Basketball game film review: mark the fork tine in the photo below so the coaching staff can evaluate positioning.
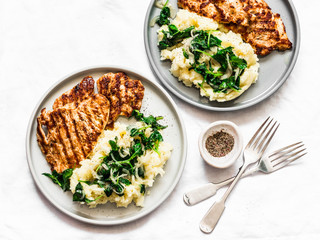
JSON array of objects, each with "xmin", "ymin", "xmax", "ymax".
[
  {"xmin": 272, "ymin": 151, "xmax": 307, "ymax": 171},
  {"xmin": 270, "ymin": 143, "xmax": 304, "ymax": 163},
  {"xmin": 269, "ymin": 141, "xmax": 303, "ymax": 157},
  {"xmin": 257, "ymin": 122, "xmax": 280, "ymax": 155},
  {"xmin": 246, "ymin": 117, "xmax": 271, "ymax": 147},
  {"xmin": 272, "ymin": 148, "xmax": 306, "ymax": 167},
  {"xmin": 252, "ymin": 118, "xmax": 274, "ymax": 149}
]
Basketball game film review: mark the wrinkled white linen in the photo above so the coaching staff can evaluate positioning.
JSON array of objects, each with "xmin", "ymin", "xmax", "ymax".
[{"xmin": 0, "ymin": 0, "xmax": 319, "ymax": 239}]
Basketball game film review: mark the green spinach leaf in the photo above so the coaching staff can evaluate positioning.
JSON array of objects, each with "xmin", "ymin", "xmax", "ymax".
[
  {"xmin": 230, "ymin": 55, "xmax": 247, "ymax": 69},
  {"xmin": 137, "ymin": 166, "xmax": 145, "ymax": 178},
  {"xmin": 73, "ymin": 182, "xmax": 103, "ymax": 203},
  {"xmin": 158, "ymin": 25, "xmax": 195, "ymax": 50},
  {"xmin": 104, "ymin": 185, "xmax": 113, "ymax": 197},
  {"xmin": 182, "ymin": 48, "xmax": 189, "ymax": 59},
  {"xmin": 156, "ymin": 0, "xmax": 170, "ymax": 26},
  {"xmin": 140, "ymin": 184, "xmax": 146, "ymax": 195},
  {"xmin": 132, "ymin": 110, "xmax": 167, "ymax": 130},
  {"xmin": 42, "ymin": 168, "xmax": 73, "ymax": 192},
  {"xmin": 190, "ymin": 30, "xmax": 221, "ymax": 63},
  {"xmin": 73, "ymin": 182, "xmax": 86, "ymax": 202}
]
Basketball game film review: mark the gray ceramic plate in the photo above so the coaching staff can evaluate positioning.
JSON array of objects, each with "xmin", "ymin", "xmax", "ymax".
[
  {"xmin": 26, "ymin": 66, "xmax": 187, "ymax": 225},
  {"xmin": 144, "ymin": 0, "xmax": 300, "ymax": 111}
]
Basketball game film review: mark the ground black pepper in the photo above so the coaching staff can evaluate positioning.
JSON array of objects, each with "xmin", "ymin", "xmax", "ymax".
[{"xmin": 205, "ymin": 130, "xmax": 234, "ymax": 157}]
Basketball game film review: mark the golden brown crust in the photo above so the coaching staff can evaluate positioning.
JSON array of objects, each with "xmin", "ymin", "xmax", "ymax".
[
  {"xmin": 97, "ymin": 72, "xmax": 145, "ymax": 128},
  {"xmin": 52, "ymin": 76, "xmax": 95, "ymax": 109},
  {"xmin": 37, "ymin": 77, "xmax": 110, "ymax": 173},
  {"xmin": 177, "ymin": 0, "xmax": 292, "ymax": 56},
  {"xmin": 178, "ymin": 0, "xmax": 221, "ymax": 19}
]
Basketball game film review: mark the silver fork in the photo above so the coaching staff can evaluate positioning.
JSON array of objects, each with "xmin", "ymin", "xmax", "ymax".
[
  {"xmin": 184, "ymin": 142, "xmax": 306, "ymax": 206},
  {"xmin": 199, "ymin": 117, "xmax": 279, "ymax": 233}
]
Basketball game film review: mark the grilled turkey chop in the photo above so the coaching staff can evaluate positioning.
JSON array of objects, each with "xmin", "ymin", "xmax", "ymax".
[
  {"xmin": 37, "ymin": 77, "xmax": 110, "ymax": 173},
  {"xmin": 97, "ymin": 72, "xmax": 145, "ymax": 128},
  {"xmin": 178, "ymin": 0, "xmax": 292, "ymax": 56}
]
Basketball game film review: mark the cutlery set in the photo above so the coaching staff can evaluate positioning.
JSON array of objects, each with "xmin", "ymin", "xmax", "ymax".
[{"xmin": 184, "ymin": 117, "xmax": 307, "ymax": 233}]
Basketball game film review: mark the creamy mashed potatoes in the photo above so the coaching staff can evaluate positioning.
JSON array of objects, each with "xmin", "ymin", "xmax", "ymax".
[
  {"xmin": 70, "ymin": 121, "xmax": 172, "ymax": 208},
  {"xmin": 158, "ymin": 10, "xmax": 259, "ymax": 102}
]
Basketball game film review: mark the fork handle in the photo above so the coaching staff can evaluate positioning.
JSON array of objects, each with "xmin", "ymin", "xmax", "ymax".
[
  {"xmin": 183, "ymin": 165, "xmax": 259, "ymax": 206},
  {"xmin": 200, "ymin": 164, "xmax": 248, "ymax": 233}
]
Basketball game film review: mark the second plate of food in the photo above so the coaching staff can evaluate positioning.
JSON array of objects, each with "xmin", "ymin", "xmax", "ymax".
[
  {"xmin": 144, "ymin": 0, "xmax": 300, "ymax": 111},
  {"xmin": 26, "ymin": 66, "xmax": 187, "ymax": 225}
]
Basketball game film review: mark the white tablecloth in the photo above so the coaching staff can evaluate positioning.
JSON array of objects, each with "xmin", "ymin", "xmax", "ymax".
[{"xmin": 1, "ymin": 0, "xmax": 319, "ymax": 239}]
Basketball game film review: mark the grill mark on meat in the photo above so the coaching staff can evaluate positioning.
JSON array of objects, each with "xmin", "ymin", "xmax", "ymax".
[
  {"xmin": 83, "ymin": 105, "xmax": 99, "ymax": 139},
  {"xmin": 76, "ymin": 111, "xmax": 93, "ymax": 155},
  {"xmin": 54, "ymin": 110, "xmax": 74, "ymax": 169},
  {"xmin": 49, "ymin": 111, "xmax": 69, "ymax": 172},
  {"xmin": 200, "ymin": 1, "xmax": 209, "ymax": 8},
  {"xmin": 70, "ymin": 110, "xmax": 86, "ymax": 149},
  {"xmin": 116, "ymin": 74, "xmax": 122, "ymax": 118},
  {"xmin": 58, "ymin": 109, "xmax": 81, "ymax": 167},
  {"xmin": 116, "ymin": 73, "xmax": 122, "ymax": 114},
  {"xmin": 91, "ymin": 105, "xmax": 103, "ymax": 126},
  {"xmin": 87, "ymin": 103, "xmax": 101, "ymax": 131},
  {"xmin": 124, "ymin": 76, "xmax": 129, "ymax": 110},
  {"xmin": 81, "ymin": 100, "xmax": 99, "ymax": 133},
  {"xmin": 71, "ymin": 117, "xmax": 86, "ymax": 158},
  {"xmin": 57, "ymin": 109, "xmax": 78, "ymax": 168},
  {"xmin": 81, "ymin": 114, "xmax": 98, "ymax": 145}
]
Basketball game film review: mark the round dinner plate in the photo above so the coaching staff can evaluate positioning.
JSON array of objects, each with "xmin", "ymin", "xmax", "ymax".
[
  {"xmin": 26, "ymin": 66, "xmax": 187, "ymax": 225},
  {"xmin": 144, "ymin": 0, "xmax": 301, "ymax": 111}
]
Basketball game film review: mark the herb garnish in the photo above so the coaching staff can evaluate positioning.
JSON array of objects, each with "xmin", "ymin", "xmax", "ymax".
[{"xmin": 42, "ymin": 168, "xmax": 73, "ymax": 192}]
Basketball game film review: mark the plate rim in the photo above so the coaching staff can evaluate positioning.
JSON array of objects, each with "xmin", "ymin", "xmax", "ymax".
[
  {"xmin": 25, "ymin": 65, "xmax": 188, "ymax": 225},
  {"xmin": 143, "ymin": 0, "xmax": 301, "ymax": 111}
]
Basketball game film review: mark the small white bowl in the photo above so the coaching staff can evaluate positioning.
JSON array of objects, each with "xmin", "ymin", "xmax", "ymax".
[{"xmin": 198, "ymin": 121, "xmax": 243, "ymax": 168}]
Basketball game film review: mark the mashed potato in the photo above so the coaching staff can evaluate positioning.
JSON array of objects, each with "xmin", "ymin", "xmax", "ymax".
[
  {"xmin": 158, "ymin": 10, "xmax": 259, "ymax": 102},
  {"xmin": 70, "ymin": 121, "xmax": 172, "ymax": 208}
]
